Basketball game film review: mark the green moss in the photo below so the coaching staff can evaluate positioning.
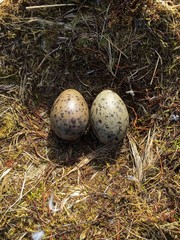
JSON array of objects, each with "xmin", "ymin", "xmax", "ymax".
[{"xmin": 0, "ymin": 113, "xmax": 16, "ymax": 139}]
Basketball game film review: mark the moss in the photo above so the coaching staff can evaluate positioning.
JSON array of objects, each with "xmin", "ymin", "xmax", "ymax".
[{"xmin": 0, "ymin": 113, "xmax": 16, "ymax": 139}]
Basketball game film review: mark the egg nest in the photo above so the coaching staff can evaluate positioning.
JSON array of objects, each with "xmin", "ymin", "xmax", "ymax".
[{"xmin": 0, "ymin": 1, "xmax": 179, "ymax": 239}]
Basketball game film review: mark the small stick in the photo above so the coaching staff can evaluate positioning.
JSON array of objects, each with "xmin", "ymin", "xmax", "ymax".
[
  {"xmin": 26, "ymin": 4, "xmax": 76, "ymax": 10},
  {"xmin": 150, "ymin": 50, "xmax": 162, "ymax": 85},
  {"xmin": 172, "ymin": 4, "xmax": 180, "ymax": 8}
]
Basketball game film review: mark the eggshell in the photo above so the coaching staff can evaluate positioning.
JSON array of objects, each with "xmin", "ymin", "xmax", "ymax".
[
  {"xmin": 50, "ymin": 89, "xmax": 89, "ymax": 141},
  {"xmin": 90, "ymin": 90, "xmax": 129, "ymax": 144}
]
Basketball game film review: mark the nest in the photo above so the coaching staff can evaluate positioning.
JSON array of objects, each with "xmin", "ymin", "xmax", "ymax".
[{"xmin": 0, "ymin": 0, "xmax": 179, "ymax": 239}]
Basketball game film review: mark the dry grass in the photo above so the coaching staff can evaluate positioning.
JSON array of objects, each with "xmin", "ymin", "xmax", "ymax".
[{"xmin": 0, "ymin": 0, "xmax": 180, "ymax": 239}]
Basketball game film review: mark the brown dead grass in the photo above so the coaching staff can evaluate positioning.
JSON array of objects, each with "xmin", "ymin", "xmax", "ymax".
[{"xmin": 0, "ymin": 0, "xmax": 180, "ymax": 239}]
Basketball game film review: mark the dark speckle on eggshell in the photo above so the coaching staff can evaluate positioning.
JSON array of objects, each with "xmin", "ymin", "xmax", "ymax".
[
  {"xmin": 90, "ymin": 90, "xmax": 129, "ymax": 144},
  {"xmin": 50, "ymin": 89, "xmax": 89, "ymax": 141}
]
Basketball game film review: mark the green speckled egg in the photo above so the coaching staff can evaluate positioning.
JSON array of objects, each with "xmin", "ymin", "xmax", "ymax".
[
  {"xmin": 90, "ymin": 90, "xmax": 129, "ymax": 144},
  {"xmin": 50, "ymin": 89, "xmax": 89, "ymax": 141}
]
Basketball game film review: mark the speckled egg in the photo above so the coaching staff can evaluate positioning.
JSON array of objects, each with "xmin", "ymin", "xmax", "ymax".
[
  {"xmin": 90, "ymin": 90, "xmax": 129, "ymax": 144},
  {"xmin": 50, "ymin": 89, "xmax": 89, "ymax": 141}
]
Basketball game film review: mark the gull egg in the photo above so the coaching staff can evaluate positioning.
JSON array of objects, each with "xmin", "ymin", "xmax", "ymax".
[
  {"xmin": 90, "ymin": 90, "xmax": 129, "ymax": 144},
  {"xmin": 50, "ymin": 89, "xmax": 89, "ymax": 141}
]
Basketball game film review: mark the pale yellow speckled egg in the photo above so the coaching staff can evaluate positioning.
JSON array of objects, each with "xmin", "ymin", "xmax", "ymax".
[
  {"xmin": 90, "ymin": 90, "xmax": 129, "ymax": 144},
  {"xmin": 50, "ymin": 89, "xmax": 89, "ymax": 141}
]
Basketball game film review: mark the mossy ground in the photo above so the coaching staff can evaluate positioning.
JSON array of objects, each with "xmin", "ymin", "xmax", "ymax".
[{"xmin": 0, "ymin": 0, "xmax": 179, "ymax": 239}]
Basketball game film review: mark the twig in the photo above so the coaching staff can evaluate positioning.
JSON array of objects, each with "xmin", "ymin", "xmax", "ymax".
[
  {"xmin": 26, "ymin": 4, "xmax": 76, "ymax": 10},
  {"xmin": 172, "ymin": 4, "xmax": 180, "ymax": 9},
  {"xmin": 127, "ymin": 132, "xmax": 143, "ymax": 182},
  {"xmin": 61, "ymin": 144, "xmax": 116, "ymax": 180},
  {"xmin": 0, "ymin": 178, "xmax": 41, "ymax": 222},
  {"xmin": 0, "ymin": 108, "xmax": 10, "ymax": 117},
  {"xmin": 37, "ymin": 47, "xmax": 60, "ymax": 71},
  {"xmin": 103, "ymin": 35, "xmax": 128, "ymax": 59},
  {"xmin": 100, "ymin": 4, "xmax": 110, "ymax": 41},
  {"xmin": 150, "ymin": 50, "xmax": 162, "ymax": 85},
  {"xmin": 143, "ymin": 128, "xmax": 156, "ymax": 168},
  {"xmin": 0, "ymin": 168, "xmax": 11, "ymax": 181},
  {"xmin": 19, "ymin": 164, "xmax": 33, "ymax": 198}
]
